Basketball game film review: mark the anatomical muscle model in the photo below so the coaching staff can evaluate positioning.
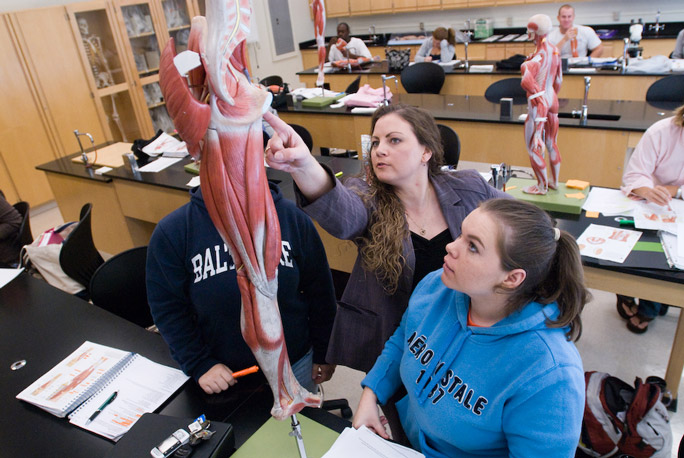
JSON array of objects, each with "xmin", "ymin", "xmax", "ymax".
[
  {"xmin": 521, "ymin": 14, "xmax": 562, "ymax": 195},
  {"xmin": 312, "ymin": 0, "xmax": 326, "ymax": 87},
  {"xmin": 158, "ymin": 0, "xmax": 321, "ymax": 420}
]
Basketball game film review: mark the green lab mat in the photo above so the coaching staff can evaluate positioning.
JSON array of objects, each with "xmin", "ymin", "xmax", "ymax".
[
  {"xmin": 505, "ymin": 178, "xmax": 588, "ymax": 214},
  {"xmin": 301, "ymin": 94, "xmax": 345, "ymax": 108},
  {"xmin": 231, "ymin": 415, "xmax": 340, "ymax": 458},
  {"xmin": 633, "ymin": 241, "xmax": 664, "ymax": 253},
  {"xmin": 184, "ymin": 161, "xmax": 200, "ymax": 174}
]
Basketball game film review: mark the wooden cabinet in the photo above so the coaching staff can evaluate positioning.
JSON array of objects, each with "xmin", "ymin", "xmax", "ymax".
[
  {"xmin": 468, "ymin": 0, "xmax": 496, "ymax": 6},
  {"xmin": 442, "ymin": 0, "xmax": 468, "ymax": 8},
  {"xmin": 326, "ymin": 0, "xmax": 350, "ymax": 17},
  {"xmin": 349, "ymin": 0, "xmax": 370, "ymax": 16},
  {"xmin": 416, "ymin": 0, "xmax": 442, "ymax": 10},
  {"xmin": 393, "ymin": 0, "xmax": 417, "ymax": 12},
  {"xmin": 371, "ymin": 0, "xmax": 393, "ymax": 14}
]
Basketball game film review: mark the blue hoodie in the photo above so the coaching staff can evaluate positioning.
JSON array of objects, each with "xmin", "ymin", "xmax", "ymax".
[
  {"xmin": 363, "ymin": 270, "xmax": 585, "ymax": 458},
  {"xmin": 147, "ymin": 183, "xmax": 337, "ymax": 382}
]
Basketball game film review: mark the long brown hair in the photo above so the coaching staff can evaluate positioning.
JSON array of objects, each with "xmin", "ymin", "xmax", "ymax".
[
  {"xmin": 433, "ymin": 27, "xmax": 456, "ymax": 46},
  {"xmin": 354, "ymin": 104, "xmax": 444, "ymax": 293},
  {"xmin": 481, "ymin": 199, "xmax": 590, "ymax": 341},
  {"xmin": 673, "ymin": 104, "xmax": 684, "ymax": 128}
]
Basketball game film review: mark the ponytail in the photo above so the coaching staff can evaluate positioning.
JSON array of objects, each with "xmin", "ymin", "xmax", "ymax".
[
  {"xmin": 447, "ymin": 27, "xmax": 456, "ymax": 46},
  {"xmin": 481, "ymin": 199, "xmax": 590, "ymax": 341}
]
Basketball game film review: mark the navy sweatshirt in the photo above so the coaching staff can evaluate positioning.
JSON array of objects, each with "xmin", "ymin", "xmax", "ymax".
[{"xmin": 147, "ymin": 183, "xmax": 337, "ymax": 382}]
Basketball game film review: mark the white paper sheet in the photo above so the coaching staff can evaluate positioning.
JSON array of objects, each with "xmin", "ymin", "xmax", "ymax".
[
  {"xmin": 141, "ymin": 133, "xmax": 188, "ymax": 157},
  {"xmin": 582, "ymin": 187, "xmax": 636, "ymax": 216},
  {"xmin": 187, "ymin": 176, "xmax": 201, "ymax": 187},
  {"xmin": 660, "ymin": 231, "xmax": 684, "ymax": 269},
  {"xmin": 138, "ymin": 157, "xmax": 183, "ymax": 173},
  {"xmin": 632, "ymin": 201, "xmax": 680, "ymax": 234},
  {"xmin": 576, "ymin": 224, "xmax": 642, "ymax": 263},
  {"xmin": 679, "ymin": 224, "xmax": 684, "ymax": 257},
  {"xmin": 323, "ymin": 426, "xmax": 424, "ymax": 458},
  {"xmin": 0, "ymin": 268, "xmax": 23, "ymax": 289}
]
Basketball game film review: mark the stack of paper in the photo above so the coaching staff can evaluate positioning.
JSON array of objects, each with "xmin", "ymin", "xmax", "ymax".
[
  {"xmin": 142, "ymin": 132, "xmax": 188, "ymax": 158},
  {"xmin": 323, "ymin": 426, "xmax": 424, "ymax": 458}
]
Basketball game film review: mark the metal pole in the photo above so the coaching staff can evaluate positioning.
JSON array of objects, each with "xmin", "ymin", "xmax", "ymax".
[{"xmin": 289, "ymin": 414, "xmax": 308, "ymax": 458}]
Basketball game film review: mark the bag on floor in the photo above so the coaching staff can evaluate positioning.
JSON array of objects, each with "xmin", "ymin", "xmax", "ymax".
[
  {"xmin": 579, "ymin": 371, "xmax": 672, "ymax": 458},
  {"xmin": 20, "ymin": 222, "xmax": 84, "ymax": 294}
]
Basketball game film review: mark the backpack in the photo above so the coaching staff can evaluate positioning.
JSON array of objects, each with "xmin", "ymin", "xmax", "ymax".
[{"xmin": 579, "ymin": 371, "xmax": 672, "ymax": 458}]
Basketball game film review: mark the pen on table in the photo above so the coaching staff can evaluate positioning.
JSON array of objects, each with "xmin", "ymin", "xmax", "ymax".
[
  {"xmin": 334, "ymin": 171, "xmax": 343, "ymax": 178},
  {"xmin": 232, "ymin": 365, "xmax": 259, "ymax": 378},
  {"xmin": 86, "ymin": 391, "xmax": 118, "ymax": 425}
]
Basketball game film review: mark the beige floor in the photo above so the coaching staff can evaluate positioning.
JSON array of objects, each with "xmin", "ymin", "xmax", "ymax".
[{"xmin": 29, "ymin": 201, "xmax": 684, "ymax": 455}]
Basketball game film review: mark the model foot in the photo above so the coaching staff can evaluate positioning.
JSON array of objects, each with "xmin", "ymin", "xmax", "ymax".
[
  {"xmin": 523, "ymin": 185, "xmax": 547, "ymax": 195},
  {"xmin": 548, "ymin": 181, "xmax": 558, "ymax": 190}
]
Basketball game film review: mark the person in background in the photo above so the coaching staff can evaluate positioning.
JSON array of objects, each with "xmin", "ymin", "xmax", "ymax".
[
  {"xmin": 616, "ymin": 104, "xmax": 684, "ymax": 333},
  {"xmin": 327, "ymin": 22, "xmax": 372, "ymax": 62},
  {"xmin": 672, "ymin": 29, "xmax": 684, "ymax": 59},
  {"xmin": 0, "ymin": 191, "xmax": 22, "ymax": 267},
  {"xmin": 354, "ymin": 198, "xmax": 588, "ymax": 457},
  {"xmin": 548, "ymin": 4, "xmax": 603, "ymax": 58},
  {"xmin": 415, "ymin": 27, "xmax": 456, "ymax": 62},
  {"xmin": 147, "ymin": 182, "xmax": 337, "ymax": 394},
  {"xmin": 264, "ymin": 104, "xmax": 507, "ymax": 443}
]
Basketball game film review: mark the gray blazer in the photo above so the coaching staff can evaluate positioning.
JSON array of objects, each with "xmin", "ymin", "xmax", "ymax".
[{"xmin": 297, "ymin": 167, "xmax": 508, "ymax": 372}]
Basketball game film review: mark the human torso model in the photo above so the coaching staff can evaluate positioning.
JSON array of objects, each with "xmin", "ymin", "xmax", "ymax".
[{"xmin": 521, "ymin": 14, "xmax": 562, "ymax": 195}]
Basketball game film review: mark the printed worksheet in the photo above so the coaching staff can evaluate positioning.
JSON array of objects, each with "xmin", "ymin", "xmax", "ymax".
[
  {"xmin": 576, "ymin": 224, "xmax": 642, "ymax": 263},
  {"xmin": 633, "ymin": 201, "xmax": 680, "ymax": 234}
]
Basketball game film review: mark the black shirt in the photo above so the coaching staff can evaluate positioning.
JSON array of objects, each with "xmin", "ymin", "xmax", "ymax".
[{"xmin": 410, "ymin": 228, "xmax": 452, "ymax": 291}]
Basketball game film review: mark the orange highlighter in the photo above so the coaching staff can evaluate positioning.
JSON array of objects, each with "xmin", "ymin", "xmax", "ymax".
[{"xmin": 232, "ymin": 365, "xmax": 259, "ymax": 378}]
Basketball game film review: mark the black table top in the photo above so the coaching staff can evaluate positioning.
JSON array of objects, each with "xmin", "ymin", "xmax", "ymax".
[
  {"xmin": 281, "ymin": 93, "xmax": 679, "ymax": 132},
  {"xmin": 0, "ymin": 273, "xmax": 348, "ymax": 457},
  {"xmin": 552, "ymin": 211, "xmax": 684, "ymax": 285},
  {"xmin": 298, "ymin": 59, "xmax": 682, "ymax": 78}
]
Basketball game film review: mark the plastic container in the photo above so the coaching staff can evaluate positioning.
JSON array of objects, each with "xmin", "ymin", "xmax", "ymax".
[{"xmin": 474, "ymin": 19, "xmax": 493, "ymax": 39}]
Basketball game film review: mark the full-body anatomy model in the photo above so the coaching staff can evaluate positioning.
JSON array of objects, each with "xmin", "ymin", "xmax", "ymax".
[
  {"xmin": 521, "ymin": 14, "xmax": 562, "ymax": 195},
  {"xmin": 158, "ymin": 0, "xmax": 321, "ymax": 420},
  {"xmin": 312, "ymin": 0, "xmax": 326, "ymax": 87}
]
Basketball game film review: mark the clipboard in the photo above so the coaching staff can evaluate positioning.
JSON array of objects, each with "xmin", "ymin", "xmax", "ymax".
[{"xmin": 71, "ymin": 142, "xmax": 133, "ymax": 168}]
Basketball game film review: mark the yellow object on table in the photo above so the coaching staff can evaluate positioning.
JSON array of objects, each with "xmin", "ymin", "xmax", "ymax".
[
  {"xmin": 70, "ymin": 142, "xmax": 133, "ymax": 168},
  {"xmin": 565, "ymin": 179, "xmax": 590, "ymax": 190}
]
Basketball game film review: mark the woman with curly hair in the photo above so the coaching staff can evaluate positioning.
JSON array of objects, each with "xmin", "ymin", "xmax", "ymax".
[{"xmin": 264, "ymin": 105, "xmax": 506, "ymax": 439}]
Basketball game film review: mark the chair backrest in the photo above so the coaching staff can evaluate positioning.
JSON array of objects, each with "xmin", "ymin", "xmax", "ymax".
[
  {"xmin": 645, "ymin": 75, "xmax": 684, "ymax": 107},
  {"xmin": 484, "ymin": 77, "xmax": 528, "ymax": 104},
  {"xmin": 400, "ymin": 63, "xmax": 445, "ymax": 94},
  {"xmin": 12, "ymin": 201, "xmax": 32, "ymax": 253},
  {"xmin": 289, "ymin": 124, "xmax": 313, "ymax": 152},
  {"xmin": 89, "ymin": 246, "xmax": 153, "ymax": 328},
  {"xmin": 59, "ymin": 203, "xmax": 104, "ymax": 291},
  {"xmin": 345, "ymin": 76, "xmax": 361, "ymax": 94},
  {"xmin": 436, "ymin": 124, "xmax": 461, "ymax": 167},
  {"xmin": 259, "ymin": 75, "xmax": 283, "ymax": 87}
]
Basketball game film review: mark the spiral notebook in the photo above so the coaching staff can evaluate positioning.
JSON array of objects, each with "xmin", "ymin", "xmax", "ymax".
[{"xmin": 16, "ymin": 341, "xmax": 189, "ymax": 441}]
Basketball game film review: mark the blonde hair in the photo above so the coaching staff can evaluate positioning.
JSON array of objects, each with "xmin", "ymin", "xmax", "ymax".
[
  {"xmin": 674, "ymin": 104, "xmax": 684, "ymax": 128},
  {"xmin": 355, "ymin": 105, "xmax": 445, "ymax": 294}
]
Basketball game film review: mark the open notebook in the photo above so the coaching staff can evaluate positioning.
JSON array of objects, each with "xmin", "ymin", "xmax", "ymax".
[{"xmin": 16, "ymin": 341, "xmax": 189, "ymax": 441}]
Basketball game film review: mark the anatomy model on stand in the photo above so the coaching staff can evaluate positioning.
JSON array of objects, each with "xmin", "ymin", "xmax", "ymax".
[
  {"xmin": 521, "ymin": 14, "xmax": 562, "ymax": 195},
  {"xmin": 312, "ymin": 0, "xmax": 326, "ymax": 88},
  {"xmin": 158, "ymin": 0, "xmax": 321, "ymax": 426}
]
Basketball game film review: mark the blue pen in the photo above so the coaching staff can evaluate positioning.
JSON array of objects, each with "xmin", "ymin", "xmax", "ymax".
[{"xmin": 86, "ymin": 391, "xmax": 118, "ymax": 424}]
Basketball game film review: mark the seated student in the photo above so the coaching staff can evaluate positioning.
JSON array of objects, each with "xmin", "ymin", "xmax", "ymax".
[
  {"xmin": 673, "ymin": 29, "xmax": 684, "ymax": 59},
  {"xmin": 147, "ymin": 181, "xmax": 337, "ymax": 394},
  {"xmin": 327, "ymin": 22, "xmax": 372, "ymax": 62},
  {"xmin": 353, "ymin": 198, "xmax": 588, "ymax": 457},
  {"xmin": 616, "ymin": 103, "xmax": 684, "ymax": 333},
  {"xmin": 0, "ymin": 191, "xmax": 22, "ymax": 267},
  {"xmin": 415, "ymin": 27, "xmax": 456, "ymax": 63},
  {"xmin": 548, "ymin": 4, "xmax": 603, "ymax": 58}
]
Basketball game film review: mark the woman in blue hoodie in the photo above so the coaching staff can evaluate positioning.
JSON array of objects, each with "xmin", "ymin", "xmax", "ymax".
[{"xmin": 354, "ymin": 198, "xmax": 589, "ymax": 457}]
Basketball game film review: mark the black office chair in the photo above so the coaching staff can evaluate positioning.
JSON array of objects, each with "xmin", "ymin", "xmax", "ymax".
[
  {"xmin": 289, "ymin": 124, "xmax": 313, "ymax": 152},
  {"xmin": 89, "ymin": 246, "xmax": 153, "ymax": 328},
  {"xmin": 12, "ymin": 202, "xmax": 33, "ymax": 250},
  {"xmin": 645, "ymin": 75, "xmax": 684, "ymax": 109},
  {"xmin": 259, "ymin": 75, "xmax": 283, "ymax": 88},
  {"xmin": 59, "ymin": 203, "xmax": 104, "ymax": 298},
  {"xmin": 484, "ymin": 77, "xmax": 528, "ymax": 104},
  {"xmin": 436, "ymin": 124, "xmax": 461, "ymax": 168},
  {"xmin": 400, "ymin": 62, "xmax": 445, "ymax": 94},
  {"xmin": 344, "ymin": 76, "xmax": 361, "ymax": 94}
]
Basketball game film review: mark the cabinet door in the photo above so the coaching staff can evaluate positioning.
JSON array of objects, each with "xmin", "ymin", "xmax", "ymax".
[
  {"xmin": 468, "ymin": 0, "xmax": 495, "ymax": 6},
  {"xmin": 371, "ymin": 0, "xmax": 393, "ymax": 14},
  {"xmin": 0, "ymin": 14, "xmax": 55, "ymax": 205},
  {"xmin": 11, "ymin": 6, "xmax": 108, "ymax": 157},
  {"xmin": 416, "ymin": 0, "xmax": 441, "ymax": 10},
  {"xmin": 394, "ymin": 0, "xmax": 417, "ymax": 12},
  {"xmin": 67, "ymin": 1, "xmax": 143, "ymax": 143},
  {"xmin": 158, "ymin": 0, "xmax": 193, "ymax": 53},
  {"xmin": 326, "ymin": 0, "xmax": 350, "ymax": 17},
  {"xmin": 442, "ymin": 0, "xmax": 468, "ymax": 7},
  {"xmin": 349, "ymin": 0, "xmax": 370, "ymax": 15}
]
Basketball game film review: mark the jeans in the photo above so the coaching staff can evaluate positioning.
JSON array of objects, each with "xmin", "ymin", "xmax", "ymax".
[
  {"xmin": 639, "ymin": 299, "xmax": 662, "ymax": 320},
  {"xmin": 291, "ymin": 348, "xmax": 316, "ymax": 392}
]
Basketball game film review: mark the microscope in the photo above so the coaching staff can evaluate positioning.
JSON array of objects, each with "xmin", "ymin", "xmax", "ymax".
[{"xmin": 627, "ymin": 19, "xmax": 644, "ymax": 58}]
